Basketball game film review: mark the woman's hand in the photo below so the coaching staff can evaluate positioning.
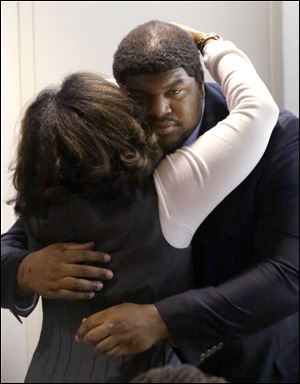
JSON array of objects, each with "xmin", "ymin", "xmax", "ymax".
[
  {"xmin": 172, "ymin": 22, "xmax": 221, "ymax": 54},
  {"xmin": 172, "ymin": 22, "xmax": 206, "ymax": 46}
]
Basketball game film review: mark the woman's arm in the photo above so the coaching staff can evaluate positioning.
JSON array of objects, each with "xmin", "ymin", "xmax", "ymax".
[{"xmin": 154, "ymin": 38, "xmax": 279, "ymax": 248}]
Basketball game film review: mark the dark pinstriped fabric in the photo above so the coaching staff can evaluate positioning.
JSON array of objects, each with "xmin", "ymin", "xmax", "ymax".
[{"xmin": 24, "ymin": 181, "xmax": 194, "ymax": 382}]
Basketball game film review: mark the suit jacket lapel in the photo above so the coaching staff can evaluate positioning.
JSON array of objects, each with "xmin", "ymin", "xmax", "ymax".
[{"xmin": 200, "ymin": 83, "xmax": 229, "ymax": 136}]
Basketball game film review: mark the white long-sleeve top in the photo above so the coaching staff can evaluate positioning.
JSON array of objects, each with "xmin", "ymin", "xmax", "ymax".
[{"xmin": 154, "ymin": 40, "xmax": 279, "ymax": 248}]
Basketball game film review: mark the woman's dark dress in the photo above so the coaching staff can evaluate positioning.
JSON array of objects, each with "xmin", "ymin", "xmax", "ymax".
[{"xmin": 24, "ymin": 182, "xmax": 194, "ymax": 383}]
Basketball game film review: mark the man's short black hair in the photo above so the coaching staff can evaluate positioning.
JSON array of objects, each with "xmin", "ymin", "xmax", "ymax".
[{"xmin": 113, "ymin": 20, "xmax": 203, "ymax": 85}]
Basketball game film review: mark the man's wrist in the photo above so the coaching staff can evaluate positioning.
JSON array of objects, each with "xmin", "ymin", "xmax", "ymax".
[
  {"xmin": 145, "ymin": 304, "xmax": 171, "ymax": 342},
  {"xmin": 14, "ymin": 292, "xmax": 39, "ymax": 311},
  {"xmin": 16, "ymin": 256, "xmax": 34, "ymax": 297}
]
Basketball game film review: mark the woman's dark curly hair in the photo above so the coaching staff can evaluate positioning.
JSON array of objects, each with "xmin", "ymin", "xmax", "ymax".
[
  {"xmin": 113, "ymin": 20, "xmax": 203, "ymax": 85},
  {"xmin": 131, "ymin": 364, "xmax": 227, "ymax": 383},
  {"xmin": 11, "ymin": 72, "xmax": 161, "ymax": 216}
]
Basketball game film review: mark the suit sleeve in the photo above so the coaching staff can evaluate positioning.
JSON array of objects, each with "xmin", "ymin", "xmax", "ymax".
[
  {"xmin": 155, "ymin": 111, "xmax": 299, "ymax": 358},
  {"xmin": 1, "ymin": 219, "xmax": 38, "ymax": 320}
]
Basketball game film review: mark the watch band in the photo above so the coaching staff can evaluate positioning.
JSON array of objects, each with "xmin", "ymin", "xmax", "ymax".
[{"xmin": 196, "ymin": 33, "xmax": 222, "ymax": 53}]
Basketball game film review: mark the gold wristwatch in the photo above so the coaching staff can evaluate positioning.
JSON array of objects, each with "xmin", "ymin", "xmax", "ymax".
[{"xmin": 196, "ymin": 33, "xmax": 222, "ymax": 53}]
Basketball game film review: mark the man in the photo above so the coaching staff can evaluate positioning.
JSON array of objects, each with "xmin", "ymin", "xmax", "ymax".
[{"xmin": 2, "ymin": 21, "xmax": 299, "ymax": 383}]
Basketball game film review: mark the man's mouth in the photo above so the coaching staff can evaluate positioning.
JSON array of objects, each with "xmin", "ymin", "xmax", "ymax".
[{"xmin": 155, "ymin": 122, "xmax": 178, "ymax": 136}]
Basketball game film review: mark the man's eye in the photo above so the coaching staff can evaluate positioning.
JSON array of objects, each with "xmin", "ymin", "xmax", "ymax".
[{"xmin": 167, "ymin": 89, "xmax": 183, "ymax": 96}]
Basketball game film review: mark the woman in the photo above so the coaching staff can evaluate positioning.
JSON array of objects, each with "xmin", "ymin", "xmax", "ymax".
[{"xmin": 10, "ymin": 29, "xmax": 278, "ymax": 382}]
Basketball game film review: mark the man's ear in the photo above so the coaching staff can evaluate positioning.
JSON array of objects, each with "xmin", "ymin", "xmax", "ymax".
[
  {"xmin": 198, "ymin": 67, "xmax": 205, "ymax": 96},
  {"xmin": 197, "ymin": 77, "xmax": 205, "ymax": 98}
]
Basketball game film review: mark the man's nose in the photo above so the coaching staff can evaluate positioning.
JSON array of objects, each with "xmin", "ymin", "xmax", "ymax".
[{"xmin": 149, "ymin": 96, "xmax": 171, "ymax": 119}]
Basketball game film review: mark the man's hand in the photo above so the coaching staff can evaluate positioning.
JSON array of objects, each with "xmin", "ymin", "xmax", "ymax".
[
  {"xmin": 75, "ymin": 303, "xmax": 170, "ymax": 357},
  {"xmin": 16, "ymin": 242, "xmax": 113, "ymax": 300}
]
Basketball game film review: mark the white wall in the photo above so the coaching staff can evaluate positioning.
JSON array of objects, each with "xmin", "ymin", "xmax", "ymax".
[
  {"xmin": 1, "ymin": 4, "xmax": 29, "ymax": 381},
  {"xmin": 1, "ymin": 4, "xmax": 43, "ymax": 383},
  {"xmin": 282, "ymin": 1, "xmax": 299, "ymax": 116},
  {"xmin": 1, "ymin": 1, "xmax": 299, "ymax": 382},
  {"xmin": 16, "ymin": 1, "xmax": 285, "ymax": 102}
]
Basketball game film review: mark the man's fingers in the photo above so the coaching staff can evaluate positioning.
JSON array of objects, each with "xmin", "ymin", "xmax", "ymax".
[
  {"xmin": 82, "ymin": 324, "xmax": 112, "ymax": 345},
  {"xmin": 67, "ymin": 264, "xmax": 114, "ymax": 281},
  {"xmin": 64, "ymin": 249, "xmax": 111, "ymax": 264},
  {"xmin": 76, "ymin": 312, "xmax": 109, "ymax": 340},
  {"xmin": 104, "ymin": 345, "xmax": 122, "ymax": 358},
  {"xmin": 95, "ymin": 336, "xmax": 118, "ymax": 354},
  {"xmin": 61, "ymin": 242, "xmax": 95, "ymax": 250},
  {"xmin": 61, "ymin": 277, "xmax": 103, "ymax": 292},
  {"xmin": 54, "ymin": 289, "xmax": 96, "ymax": 300}
]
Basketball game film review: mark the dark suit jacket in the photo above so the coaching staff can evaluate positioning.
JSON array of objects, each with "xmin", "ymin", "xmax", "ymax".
[
  {"xmin": 156, "ymin": 83, "xmax": 299, "ymax": 383},
  {"xmin": 1, "ymin": 83, "xmax": 299, "ymax": 383}
]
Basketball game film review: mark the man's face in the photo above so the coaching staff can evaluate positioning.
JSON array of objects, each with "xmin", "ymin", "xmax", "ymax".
[{"xmin": 123, "ymin": 68, "xmax": 204, "ymax": 153}]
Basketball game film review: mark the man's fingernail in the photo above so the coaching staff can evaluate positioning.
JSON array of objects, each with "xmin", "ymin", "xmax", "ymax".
[
  {"xmin": 106, "ymin": 271, "xmax": 114, "ymax": 279},
  {"xmin": 94, "ymin": 282, "xmax": 103, "ymax": 291},
  {"xmin": 82, "ymin": 318, "xmax": 87, "ymax": 323},
  {"xmin": 88, "ymin": 292, "xmax": 95, "ymax": 298},
  {"xmin": 103, "ymin": 254, "xmax": 111, "ymax": 262},
  {"xmin": 75, "ymin": 335, "xmax": 80, "ymax": 342}
]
